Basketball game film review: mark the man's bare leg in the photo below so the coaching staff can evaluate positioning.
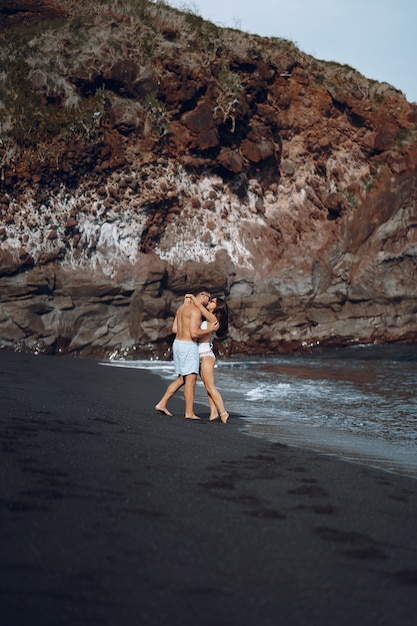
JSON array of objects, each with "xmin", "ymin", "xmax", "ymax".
[
  {"xmin": 184, "ymin": 373, "xmax": 200, "ymax": 419},
  {"xmin": 155, "ymin": 376, "xmax": 184, "ymax": 416}
]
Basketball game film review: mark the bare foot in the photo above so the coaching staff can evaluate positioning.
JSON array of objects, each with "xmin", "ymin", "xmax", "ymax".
[
  {"xmin": 185, "ymin": 414, "xmax": 201, "ymax": 420},
  {"xmin": 154, "ymin": 404, "xmax": 173, "ymax": 416},
  {"xmin": 220, "ymin": 411, "xmax": 229, "ymax": 424},
  {"xmin": 209, "ymin": 414, "xmax": 220, "ymax": 421}
]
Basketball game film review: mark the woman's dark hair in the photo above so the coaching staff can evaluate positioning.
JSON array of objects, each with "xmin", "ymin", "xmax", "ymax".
[{"xmin": 213, "ymin": 297, "xmax": 228, "ymax": 339}]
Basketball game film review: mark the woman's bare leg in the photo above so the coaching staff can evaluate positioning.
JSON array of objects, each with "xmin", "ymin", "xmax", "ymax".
[
  {"xmin": 200, "ymin": 357, "xmax": 229, "ymax": 423},
  {"xmin": 207, "ymin": 393, "xmax": 219, "ymax": 420},
  {"xmin": 155, "ymin": 376, "xmax": 184, "ymax": 416},
  {"xmin": 200, "ymin": 361, "xmax": 219, "ymax": 419}
]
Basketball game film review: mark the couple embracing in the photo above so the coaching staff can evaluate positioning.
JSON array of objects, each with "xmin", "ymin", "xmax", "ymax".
[{"xmin": 155, "ymin": 287, "xmax": 229, "ymax": 423}]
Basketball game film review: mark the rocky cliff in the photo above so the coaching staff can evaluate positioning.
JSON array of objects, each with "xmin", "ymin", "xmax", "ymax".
[{"xmin": 1, "ymin": 0, "xmax": 417, "ymax": 359}]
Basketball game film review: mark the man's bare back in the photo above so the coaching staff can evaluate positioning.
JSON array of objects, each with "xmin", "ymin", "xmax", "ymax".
[{"xmin": 173, "ymin": 302, "xmax": 203, "ymax": 341}]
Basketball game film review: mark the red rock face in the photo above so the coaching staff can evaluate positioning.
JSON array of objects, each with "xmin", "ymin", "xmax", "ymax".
[
  {"xmin": 1, "ymin": 1, "xmax": 417, "ymax": 358},
  {"xmin": 0, "ymin": 0, "xmax": 65, "ymax": 28}
]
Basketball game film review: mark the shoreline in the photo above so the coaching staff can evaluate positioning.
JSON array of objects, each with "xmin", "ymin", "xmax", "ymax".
[
  {"xmin": 239, "ymin": 419, "xmax": 417, "ymax": 481},
  {"xmin": 103, "ymin": 357, "xmax": 417, "ymax": 482},
  {"xmin": 1, "ymin": 349, "xmax": 417, "ymax": 625}
]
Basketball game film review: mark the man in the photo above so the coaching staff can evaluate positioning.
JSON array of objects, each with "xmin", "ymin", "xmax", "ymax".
[{"xmin": 154, "ymin": 288, "xmax": 219, "ymax": 419}]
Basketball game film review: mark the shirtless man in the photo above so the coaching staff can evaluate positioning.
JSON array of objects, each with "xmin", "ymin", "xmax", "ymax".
[{"xmin": 155, "ymin": 288, "xmax": 219, "ymax": 419}]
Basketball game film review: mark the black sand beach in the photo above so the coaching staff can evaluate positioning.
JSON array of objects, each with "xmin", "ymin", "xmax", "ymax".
[{"xmin": 1, "ymin": 350, "xmax": 416, "ymax": 626}]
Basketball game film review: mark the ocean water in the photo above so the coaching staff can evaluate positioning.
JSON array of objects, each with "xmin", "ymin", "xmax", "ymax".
[{"xmin": 102, "ymin": 343, "xmax": 417, "ymax": 480}]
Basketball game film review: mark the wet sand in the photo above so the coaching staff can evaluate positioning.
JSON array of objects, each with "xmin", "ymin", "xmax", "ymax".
[{"xmin": 1, "ymin": 350, "xmax": 416, "ymax": 626}]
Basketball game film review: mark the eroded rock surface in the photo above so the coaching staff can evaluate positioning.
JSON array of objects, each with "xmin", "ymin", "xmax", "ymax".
[{"xmin": 1, "ymin": 1, "xmax": 417, "ymax": 358}]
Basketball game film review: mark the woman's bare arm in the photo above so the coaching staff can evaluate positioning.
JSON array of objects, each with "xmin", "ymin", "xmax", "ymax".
[{"xmin": 189, "ymin": 309, "xmax": 219, "ymax": 340}]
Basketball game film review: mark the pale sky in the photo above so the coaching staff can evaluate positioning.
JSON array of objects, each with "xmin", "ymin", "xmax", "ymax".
[{"xmin": 167, "ymin": 0, "xmax": 417, "ymax": 104}]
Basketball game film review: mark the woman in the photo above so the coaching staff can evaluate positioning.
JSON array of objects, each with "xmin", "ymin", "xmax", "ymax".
[{"xmin": 189, "ymin": 294, "xmax": 229, "ymax": 424}]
